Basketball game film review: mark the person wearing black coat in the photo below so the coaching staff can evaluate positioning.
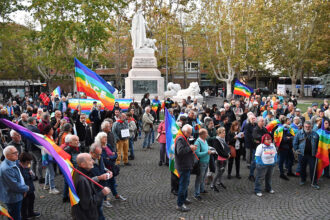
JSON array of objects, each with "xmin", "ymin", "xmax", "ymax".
[
  {"xmin": 89, "ymin": 103, "xmax": 102, "ymax": 137},
  {"xmin": 75, "ymin": 114, "xmax": 93, "ymax": 153},
  {"xmin": 141, "ymin": 93, "xmax": 151, "ymax": 110},
  {"xmin": 72, "ymin": 153, "xmax": 110, "ymax": 220},
  {"xmin": 226, "ymin": 121, "xmax": 244, "ymax": 179},
  {"xmin": 19, "ymin": 152, "xmax": 40, "ymax": 219},
  {"xmin": 249, "ymin": 117, "xmax": 268, "ymax": 181}
]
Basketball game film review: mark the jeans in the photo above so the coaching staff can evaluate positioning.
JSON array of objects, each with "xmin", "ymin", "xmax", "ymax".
[
  {"xmin": 21, "ymin": 192, "xmax": 35, "ymax": 219},
  {"xmin": 138, "ymin": 120, "xmax": 142, "ymax": 137},
  {"xmin": 194, "ymin": 162, "xmax": 208, "ymax": 197},
  {"xmin": 63, "ymin": 180, "xmax": 69, "ymax": 199},
  {"xmin": 249, "ymin": 149, "xmax": 256, "ymax": 176},
  {"xmin": 143, "ymin": 132, "xmax": 152, "ymax": 148},
  {"xmin": 300, "ymin": 155, "xmax": 317, "ymax": 184},
  {"xmin": 177, "ymin": 170, "xmax": 191, "ymax": 207},
  {"xmin": 296, "ymin": 154, "xmax": 303, "ymax": 173},
  {"xmin": 108, "ymin": 177, "xmax": 118, "ymax": 197},
  {"xmin": 228, "ymin": 148, "xmax": 241, "ymax": 176},
  {"xmin": 212, "ymin": 160, "xmax": 227, "ymax": 186},
  {"xmin": 278, "ymin": 149, "xmax": 293, "ymax": 175},
  {"xmin": 151, "ymin": 127, "xmax": 155, "ymax": 144},
  {"xmin": 97, "ymin": 199, "xmax": 105, "ymax": 220},
  {"xmin": 31, "ymin": 150, "xmax": 43, "ymax": 179},
  {"xmin": 159, "ymin": 143, "xmax": 169, "ymax": 164},
  {"xmin": 129, "ymin": 137, "xmax": 134, "ymax": 157},
  {"xmin": 6, "ymin": 200, "xmax": 22, "ymax": 220},
  {"xmin": 116, "ymin": 139, "xmax": 129, "ymax": 165},
  {"xmin": 45, "ymin": 162, "xmax": 55, "ymax": 189},
  {"xmin": 255, "ymin": 165, "xmax": 274, "ymax": 193}
]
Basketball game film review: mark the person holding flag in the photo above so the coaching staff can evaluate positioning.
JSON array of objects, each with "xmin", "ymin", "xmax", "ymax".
[{"xmin": 293, "ymin": 121, "xmax": 320, "ymax": 189}]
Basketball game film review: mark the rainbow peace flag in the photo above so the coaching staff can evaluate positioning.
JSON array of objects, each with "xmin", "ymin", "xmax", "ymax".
[
  {"xmin": 151, "ymin": 99, "xmax": 161, "ymax": 113},
  {"xmin": 116, "ymin": 99, "xmax": 133, "ymax": 112},
  {"xmin": 233, "ymin": 79, "xmax": 253, "ymax": 97},
  {"xmin": 0, "ymin": 119, "xmax": 80, "ymax": 206},
  {"xmin": 75, "ymin": 58, "xmax": 115, "ymax": 111},
  {"xmin": 0, "ymin": 205, "xmax": 13, "ymax": 220},
  {"xmin": 266, "ymin": 119, "xmax": 280, "ymax": 132},
  {"xmin": 316, "ymin": 120, "xmax": 330, "ymax": 180},
  {"xmin": 165, "ymin": 108, "xmax": 181, "ymax": 177},
  {"xmin": 68, "ymin": 99, "xmax": 104, "ymax": 123},
  {"xmin": 274, "ymin": 125, "xmax": 295, "ymax": 147},
  {"xmin": 51, "ymin": 86, "xmax": 61, "ymax": 97}
]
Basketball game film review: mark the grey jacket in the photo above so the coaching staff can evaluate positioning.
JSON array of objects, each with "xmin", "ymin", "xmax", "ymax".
[{"xmin": 142, "ymin": 113, "xmax": 154, "ymax": 133}]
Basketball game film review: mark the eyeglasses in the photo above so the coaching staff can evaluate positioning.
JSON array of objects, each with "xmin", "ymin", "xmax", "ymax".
[{"xmin": 10, "ymin": 151, "xmax": 19, "ymax": 155}]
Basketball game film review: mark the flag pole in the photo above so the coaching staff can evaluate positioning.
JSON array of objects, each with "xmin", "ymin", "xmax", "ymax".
[
  {"xmin": 311, "ymin": 158, "xmax": 318, "ymax": 185},
  {"xmin": 71, "ymin": 166, "xmax": 104, "ymax": 189}
]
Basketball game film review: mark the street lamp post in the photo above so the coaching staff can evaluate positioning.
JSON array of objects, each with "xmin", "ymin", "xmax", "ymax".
[{"xmin": 165, "ymin": 25, "xmax": 168, "ymax": 88}]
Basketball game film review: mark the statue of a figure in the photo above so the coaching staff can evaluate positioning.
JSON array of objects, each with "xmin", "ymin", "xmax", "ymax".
[{"xmin": 131, "ymin": 10, "xmax": 157, "ymax": 51}]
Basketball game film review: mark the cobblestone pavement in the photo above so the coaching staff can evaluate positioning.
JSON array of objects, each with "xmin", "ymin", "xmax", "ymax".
[{"xmin": 9, "ymin": 135, "xmax": 327, "ymax": 220}]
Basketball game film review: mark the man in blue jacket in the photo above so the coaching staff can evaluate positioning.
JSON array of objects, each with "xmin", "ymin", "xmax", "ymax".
[
  {"xmin": 293, "ymin": 121, "xmax": 320, "ymax": 189},
  {"xmin": 0, "ymin": 146, "xmax": 29, "ymax": 220}
]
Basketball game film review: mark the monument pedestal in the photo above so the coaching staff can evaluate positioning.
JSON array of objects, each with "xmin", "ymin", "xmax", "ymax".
[{"xmin": 125, "ymin": 49, "xmax": 164, "ymax": 100}]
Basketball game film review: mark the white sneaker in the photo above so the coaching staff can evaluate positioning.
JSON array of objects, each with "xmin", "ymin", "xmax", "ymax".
[
  {"xmin": 103, "ymin": 201, "xmax": 113, "ymax": 208},
  {"xmin": 256, "ymin": 192, "xmax": 262, "ymax": 197},
  {"xmin": 115, "ymin": 195, "xmax": 127, "ymax": 201},
  {"xmin": 268, "ymin": 190, "xmax": 275, "ymax": 194},
  {"xmin": 49, "ymin": 188, "xmax": 60, "ymax": 194},
  {"xmin": 43, "ymin": 185, "xmax": 50, "ymax": 190}
]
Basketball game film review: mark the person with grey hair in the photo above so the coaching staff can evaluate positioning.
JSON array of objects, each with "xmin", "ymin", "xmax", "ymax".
[
  {"xmin": 72, "ymin": 153, "xmax": 110, "ymax": 220},
  {"xmin": 142, "ymin": 106, "xmax": 154, "ymax": 149},
  {"xmin": 75, "ymin": 113, "xmax": 93, "ymax": 153},
  {"xmin": 112, "ymin": 113, "xmax": 131, "ymax": 165},
  {"xmin": 0, "ymin": 145, "xmax": 29, "ymax": 220},
  {"xmin": 293, "ymin": 121, "xmax": 320, "ymax": 189},
  {"xmin": 175, "ymin": 124, "xmax": 197, "ymax": 212},
  {"xmin": 6, "ymin": 130, "xmax": 25, "ymax": 156},
  {"xmin": 249, "ymin": 116, "xmax": 268, "ymax": 182},
  {"xmin": 18, "ymin": 113, "xmax": 29, "ymax": 127}
]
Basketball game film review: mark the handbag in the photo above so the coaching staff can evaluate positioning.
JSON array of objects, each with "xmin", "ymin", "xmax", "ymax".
[{"xmin": 229, "ymin": 145, "xmax": 236, "ymax": 158}]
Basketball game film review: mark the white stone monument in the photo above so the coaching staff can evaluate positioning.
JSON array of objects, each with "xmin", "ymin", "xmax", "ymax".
[
  {"xmin": 125, "ymin": 10, "xmax": 164, "ymax": 100},
  {"xmin": 172, "ymin": 82, "xmax": 204, "ymax": 103}
]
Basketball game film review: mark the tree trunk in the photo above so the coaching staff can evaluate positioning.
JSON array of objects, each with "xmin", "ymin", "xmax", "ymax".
[
  {"xmin": 291, "ymin": 78, "xmax": 297, "ymax": 96},
  {"xmin": 226, "ymin": 80, "xmax": 232, "ymax": 99}
]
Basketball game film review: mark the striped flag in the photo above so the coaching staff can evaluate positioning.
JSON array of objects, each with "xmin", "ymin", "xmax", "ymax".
[
  {"xmin": 75, "ymin": 58, "xmax": 115, "ymax": 111},
  {"xmin": 316, "ymin": 120, "xmax": 330, "ymax": 180},
  {"xmin": 233, "ymin": 79, "xmax": 253, "ymax": 97},
  {"xmin": 51, "ymin": 86, "xmax": 61, "ymax": 97}
]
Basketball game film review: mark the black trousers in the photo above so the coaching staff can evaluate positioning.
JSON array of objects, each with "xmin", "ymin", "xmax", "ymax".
[
  {"xmin": 21, "ymin": 192, "xmax": 35, "ymax": 218},
  {"xmin": 171, "ymin": 172, "xmax": 179, "ymax": 193},
  {"xmin": 228, "ymin": 148, "xmax": 242, "ymax": 176}
]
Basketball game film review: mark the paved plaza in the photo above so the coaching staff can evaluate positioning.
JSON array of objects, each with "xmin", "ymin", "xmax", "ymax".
[{"xmin": 20, "ymin": 137, "xmax": 330, "ymax": 220}]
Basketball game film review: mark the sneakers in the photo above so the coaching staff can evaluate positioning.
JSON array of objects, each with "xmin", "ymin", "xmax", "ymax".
[
  {"xmin": 267, "ymin": 190, "xmax": 275, "ymax": 194},
  {"xmin": 128, "ymin": 155, "xmax": 135, "ymax": 160},
  {"xmin": 248, "ymin": 175, "xmax": 255, "ymax": 182},
  {"xmin": 49, "ymin": 188, "xmax": 60, "ymax": 194},
  {"xmin": 43, "ymin": 185, "xmax": 50, "ymax": 190},
  {"xmin": 280, "ymin": 174, "xmax": 289, "ymax": 181},
  {"xmin": 115, "ymin": 195, "xmax": 127, "ymax": 201},
  {"xmin": 210, "ymin": 185, "xmax": 219, "ymax": 192},
  {"xmin": 103, "ymin": 201, "xmax": 113, "ymax": 208},
  {"xmin": 171, "ymin": 190, "xmax": 178, "ymax": 196},
  {"xmin": 27, "ymin": 212, "xmax": 41, "ymax": 219},
  {"xmin": 256, "ymin": 192, "xmax": 262, "ymax": 197},
  {"xmin": 311, "ymin": 184, "xmax": 320, "ymax": 190},
  {"xmin": 194, "ymin": 195, "xmax": 202, "ymax": 201},
  {"xmin": 184, "ymin": 198, "xmax": 192, "ymax": 205},
  {"xmin": 176, "ymin": 204, "xmax": 190, "ymax": 212}
]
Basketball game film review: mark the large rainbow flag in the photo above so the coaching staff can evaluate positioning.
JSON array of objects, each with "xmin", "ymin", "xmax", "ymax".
[
  {"xmin": 233, "ymin": 79, "xmax": 253, "ymax": 97},
  {"xmin": 316, "ymin": 120, "xmax": 330, "ymax": 180},
  {"xmin": 165, "ymin": 108, "xmax": 181, "ymax": 177},
  {"xmin": 0, "ymin": 205, "xmax": 13, "ymax": 220},
  {"xmin": 51, "ymin": 86, "xmax": 61, "ymax": 97},
  {"xmin": 274, "ymin": 125, "xmax": 295, "ymax": 147},
  {"xmin": 151, "ymin": 99, "xmax": 161, "ymax": 113},
  {"xmin": 68, "ymin": 99, "xmax": 104, "ymax": 113},
  {"xmin": 0, "ymin": 119, "xmax": 79, "ymax": 206},
  {"xmin": 116, "ymin": 99, "xmax": 133, "ymax": 112},
  {"xmin": 266, "ymin": 119, "xmax": 280, "ymax": 132},
  {"xmin": 75, "ymin": 58, "xmax": 115, "ymax": 111}
]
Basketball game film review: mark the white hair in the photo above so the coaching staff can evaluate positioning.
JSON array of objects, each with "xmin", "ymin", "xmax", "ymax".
[
  {"xmin": 65, "ymin": 134, "xmax": 73, "ymax": 144},
  {"xmin": 257, "ymin": 116, "xmax": 264, "ymax": 123},
  {"xmin": 10, "ymin": 130, "xmax": 18, "ymax": 137},
  {"xmin": 224, "ymin": 103, "xmax": 230, "ymax": 108},
  {"xmin": 182, "ymin": 124, "xmax": 193, "ymax": 132},
  {"xmin": 101, "ymin": 121, "xmax": 110, "ymax": 131},
  {"xmin": 89, "ymin": 143, "xmax": 101, "ymax": 153},
  {"xmin": 94, "ymin": 132, "xmax": 107, "ymax": 146},
  {"xmin": 145, "ymin": 106, "xmax": 151, "ymax": 111},
  {"xmin": 247, "ymin": 112, "xmax": 254, "ymax": 117},
  {"xmin": 3, "ymin": 146, "xmax": 16, "ymax": 157}
]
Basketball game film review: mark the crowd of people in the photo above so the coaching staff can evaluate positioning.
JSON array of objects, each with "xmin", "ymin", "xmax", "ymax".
[{"xmin": 0, "ymin": 91, "xmax": 329, "ymax": 218}]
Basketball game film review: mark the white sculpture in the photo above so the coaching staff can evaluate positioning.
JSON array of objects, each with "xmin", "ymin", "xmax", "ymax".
[
  {"xmin": 165, "ymin": 82, "xmax": 181, "ymax": 97},
  {"xmin": 173, "ymin": 82, "xmax": 203, "ymax": 102},
  {"xmin": 131, "ymin": 10, "xmax": 157, "ymax": 52}
]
